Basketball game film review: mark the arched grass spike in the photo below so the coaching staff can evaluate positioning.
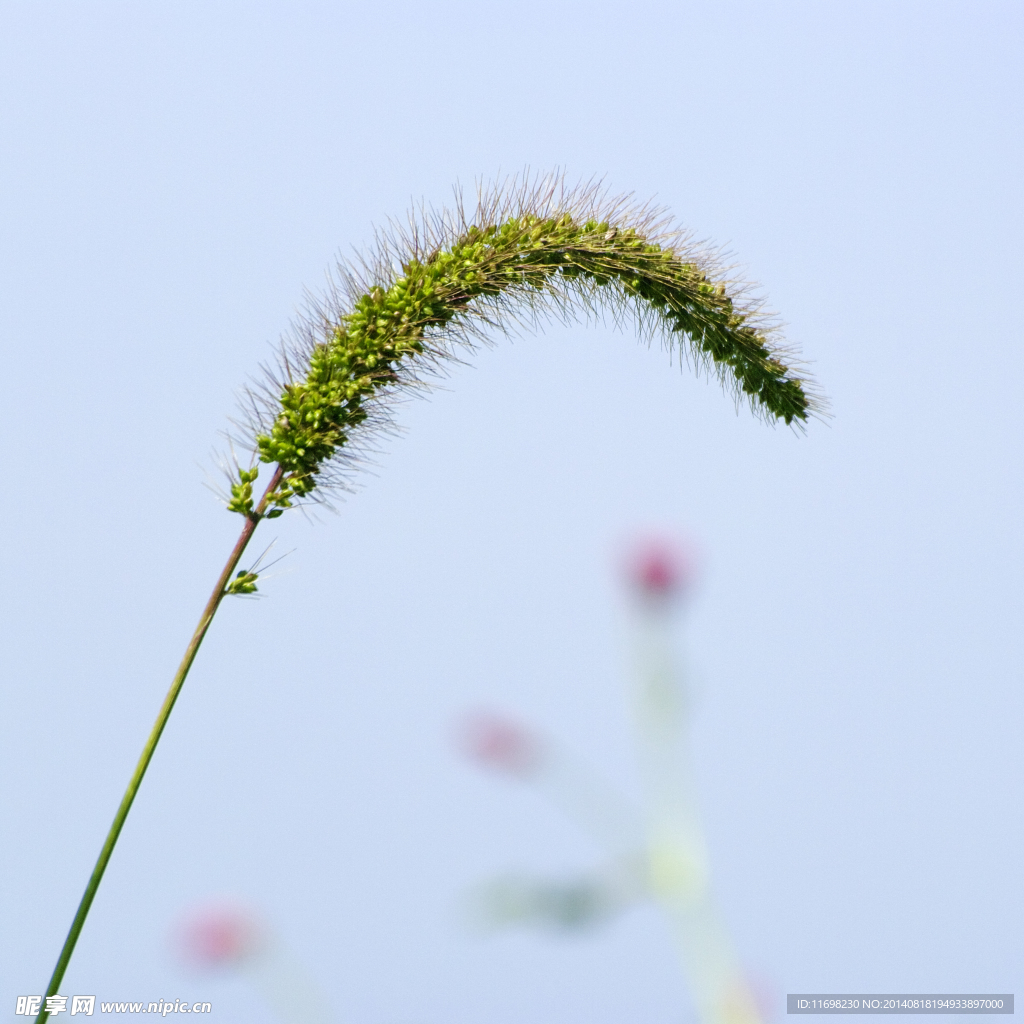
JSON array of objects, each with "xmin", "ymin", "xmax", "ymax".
[
  {"xmin": 35, "ymin": 173, "xmax": 820, "ymax": 1024},
  {"xmin": 240, "ymin": 174, "xmax": 819, "ymax": 512}
]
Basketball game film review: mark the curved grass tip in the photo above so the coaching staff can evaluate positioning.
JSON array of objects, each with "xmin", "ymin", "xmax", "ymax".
[{"xmin": 233, "ymin": 172, "xmax": 822, "ymax": 513}]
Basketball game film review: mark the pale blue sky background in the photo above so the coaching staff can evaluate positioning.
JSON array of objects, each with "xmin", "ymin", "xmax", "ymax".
[{"xmin": 1, "ymin": 2, "xmax": 1021, "ymax": 1021}]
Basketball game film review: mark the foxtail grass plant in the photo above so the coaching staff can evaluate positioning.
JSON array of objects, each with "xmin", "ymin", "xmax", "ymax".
[{"xmin": 36, "ymin": 174, "xmax": 821, "ymax": 1021}]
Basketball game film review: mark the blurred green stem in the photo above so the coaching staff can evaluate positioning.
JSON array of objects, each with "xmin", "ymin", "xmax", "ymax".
[{"xmin": 35, "ymin": 465, "xmax": 284, "ymax": 1023}]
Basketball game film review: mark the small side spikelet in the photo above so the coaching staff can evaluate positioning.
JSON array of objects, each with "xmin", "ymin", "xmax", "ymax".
[{"xmin": 237, "ymin": 174, "xmax": 819, "ymax": 512}]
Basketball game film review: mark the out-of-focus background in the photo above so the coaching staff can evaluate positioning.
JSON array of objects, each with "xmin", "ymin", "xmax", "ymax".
[{"xmin": 2, "ymin": 1, "xmax": 1021, "ymax": 1020}]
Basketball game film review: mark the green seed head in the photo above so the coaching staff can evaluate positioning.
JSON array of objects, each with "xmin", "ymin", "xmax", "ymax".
[{"xmin": 230, "ymin": 173, "xmax": 821, "ymax": 516}]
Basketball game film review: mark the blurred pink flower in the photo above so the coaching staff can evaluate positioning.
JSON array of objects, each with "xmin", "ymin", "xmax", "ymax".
[
  {"xmin": 459, "ymin": 711, "xmax": 544, "ymax": 777},
  {"xmin": 746, "ymin": 972, "xmax": 782, "ymax": 1024},
  {"xmin": 626, "ymin": 537, "xmax": 694, "ymax": 599},
  {"xmin": 175, "ymin": 904, "xmax": 266, "ymax": 969}
]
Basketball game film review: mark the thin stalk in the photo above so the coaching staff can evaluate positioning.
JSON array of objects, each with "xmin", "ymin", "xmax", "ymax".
[{"xmin": 35, "ymin": 466, "xmax": 284, "ymax": 1023}]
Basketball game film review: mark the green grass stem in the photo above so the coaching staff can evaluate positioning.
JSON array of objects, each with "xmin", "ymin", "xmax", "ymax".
[{"xmin": 34, "ymin": 467, "xmax": 283, "ymax": 1023}]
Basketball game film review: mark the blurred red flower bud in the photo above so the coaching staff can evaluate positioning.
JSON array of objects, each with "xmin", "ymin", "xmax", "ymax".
[
  {"xmin": 626, "ymin": 538, "xmax": 694, "ymax": 599},
  {"xmin": 176, "ymin": 904, "xmax": 266, "ymax": 969},
  {"xmin": 459, "ymin": 711, "xmax": 544, "ymax": 777}
]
